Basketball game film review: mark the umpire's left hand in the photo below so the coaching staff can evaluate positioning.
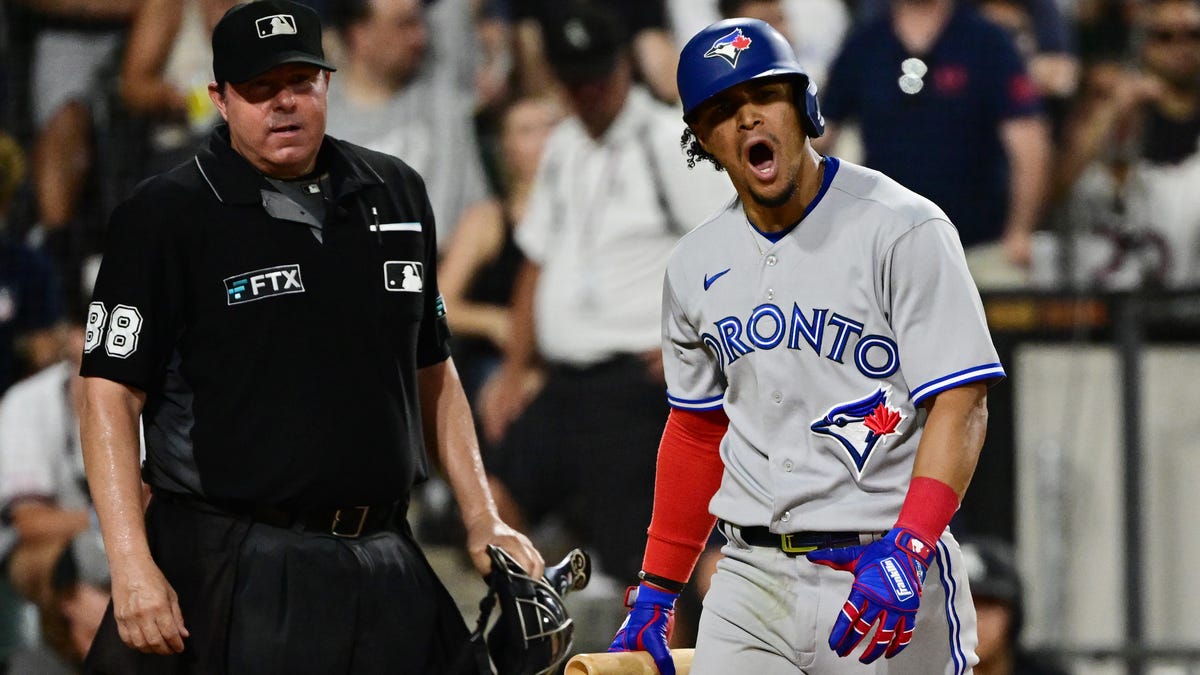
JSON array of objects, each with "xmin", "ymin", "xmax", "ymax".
[
  {"xmin": 464, "ymin": 515, "xmax": 544, "ymax": 579},
  {"xmin": 110, "ymin": 551, "xmax": 189, "ymax": 654}
]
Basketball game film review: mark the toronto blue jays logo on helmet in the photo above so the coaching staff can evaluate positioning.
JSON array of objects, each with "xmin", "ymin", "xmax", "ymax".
[
  {"xmin": 811, "ymin": 387, "xmax": 906, "ymax": 475},
  {"xmin": 704, "ymin": 28, "xmax": 753, "ymax": 68}
]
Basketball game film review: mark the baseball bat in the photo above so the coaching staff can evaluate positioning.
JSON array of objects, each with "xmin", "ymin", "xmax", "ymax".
[{"xmin": 564, "ymin": 649, "xmax": 694, "ymax": 675}]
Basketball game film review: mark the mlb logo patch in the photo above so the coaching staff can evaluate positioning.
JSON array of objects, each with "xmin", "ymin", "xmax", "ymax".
[
  {"xmin": 256, "ymin": 14, "xmax": 297, "ymax": 38},
  {"xmin": 384, "ymin": 261, "xmax": 423, "ymax": 293}
]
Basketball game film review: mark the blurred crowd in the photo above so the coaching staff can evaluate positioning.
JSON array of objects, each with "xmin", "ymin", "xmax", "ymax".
[{"xmin": 0, "ymin": 0, "xmax": 1197, "ymax": 671}]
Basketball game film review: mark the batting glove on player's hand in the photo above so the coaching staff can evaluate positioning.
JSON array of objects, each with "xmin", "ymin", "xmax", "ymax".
[
  {"xmin": 608, "ymin": 583, "xmax": 678, "ymax": 675},
  {"xmin": 806, "ymin": 527, "xmax": 936, "ymax": 663}
]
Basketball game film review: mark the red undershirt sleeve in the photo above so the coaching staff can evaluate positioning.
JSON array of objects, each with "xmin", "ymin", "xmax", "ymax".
[{"xmin": 641, "ymin": 407, "xmax": 729, "ymax": 584}]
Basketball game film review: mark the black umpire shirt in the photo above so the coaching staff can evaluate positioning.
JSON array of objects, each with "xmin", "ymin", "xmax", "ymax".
[{"xmin": 80, "ymin": 125, "xmax": 450, "ymax": 509}]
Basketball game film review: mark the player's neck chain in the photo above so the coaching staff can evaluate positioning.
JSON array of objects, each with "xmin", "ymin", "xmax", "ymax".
[{"xmin": 745, "ymin": 221, "xmax": 770, "ymax": 257}]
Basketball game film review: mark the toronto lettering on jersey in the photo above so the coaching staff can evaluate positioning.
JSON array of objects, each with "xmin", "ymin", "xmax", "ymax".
[{"xmin": 701, "ymin": 304, "xmax": 899, "ymax": 379}]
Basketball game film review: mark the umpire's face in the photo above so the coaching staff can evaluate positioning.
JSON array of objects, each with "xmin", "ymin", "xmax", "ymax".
[{"xmin": 210, "ymin": 63, "xmax": 330, "ymax": 179}]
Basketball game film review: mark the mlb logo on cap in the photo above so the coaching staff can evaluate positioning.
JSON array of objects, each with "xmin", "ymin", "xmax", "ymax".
[
  {"xmin": 256, "ymin": 14, "xmax": 297, "ymax": 38},
  {"xmin": 212, "ymin": 0, "xmax": 336, "ymax": 83}
]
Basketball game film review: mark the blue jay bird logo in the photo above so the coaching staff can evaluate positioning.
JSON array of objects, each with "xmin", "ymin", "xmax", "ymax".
[
  {"xmin": 811, "ymin": 388, "xmax": 905, "ymax": 474},
  {"xmin": 705, "ymin": 28, "xmax": 754, "ymax": 68}
]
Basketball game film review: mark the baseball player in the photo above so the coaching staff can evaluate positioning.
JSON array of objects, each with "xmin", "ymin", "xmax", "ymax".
[{"xmin": 608, "ymin": 19, "xmax": 1004, "ymax": 675}]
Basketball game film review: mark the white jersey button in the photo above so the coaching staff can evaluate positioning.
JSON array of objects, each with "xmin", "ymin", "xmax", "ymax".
[
  {"xmin": 781, "ymin": 511, "xmax": 791, "ymax": 522},
  {"xmin": 767, "ymin": 288, "xmax": 775, "ymax": 299},
  {"xmin": 766, "ymin": 255, "xmax": 778, "ymax": 266},
  {"xmin": 783, "ymin": 460, "xmax": 794, "ymax": 472},
  {"xmin": 772, "ymin": 391, "xmax": 782, "ymax": 403}
]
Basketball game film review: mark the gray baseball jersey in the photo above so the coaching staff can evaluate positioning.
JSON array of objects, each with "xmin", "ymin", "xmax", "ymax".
[
  {"xmin": 667, "ymin": 157, "xmax": 996, "ymax": 673},
  {"xmin": 663, "ymin": 156, "xmax": 1003, "ymax": 532}
]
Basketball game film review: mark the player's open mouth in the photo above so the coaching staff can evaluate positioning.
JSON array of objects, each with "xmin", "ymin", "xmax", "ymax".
[
  {"xmin": 271, "ymin": 123, "xmax": 302, "ymax": 135},
  {"xmin": 746, "ymin": 141, "xmax": 777, "ymax": 181}
]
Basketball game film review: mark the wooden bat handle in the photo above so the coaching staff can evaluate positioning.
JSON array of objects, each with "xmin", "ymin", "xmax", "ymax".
[{"xmin": 564, "ymin": 649, "xmax": 694, "ymax": 675}]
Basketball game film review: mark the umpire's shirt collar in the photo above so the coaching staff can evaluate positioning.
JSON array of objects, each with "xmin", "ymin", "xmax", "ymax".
[{"xmin": 194, "ymin": 124, "xmax": 383, "ymax": 205}]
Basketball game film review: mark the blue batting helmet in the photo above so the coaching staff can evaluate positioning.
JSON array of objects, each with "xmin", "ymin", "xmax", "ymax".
[{"xmin": 677, "ymin": 19, "xmax": 824, "ymax": 138}]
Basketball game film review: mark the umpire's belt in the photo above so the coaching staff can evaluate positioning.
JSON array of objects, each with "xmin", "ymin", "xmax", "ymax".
[
  {"xmin": 718, "ymin": 520, "xmax": 885, "ymax": 555},
  {"xmin": 155, "ymin": 491, "xmax": 396, "ymax": 538}
]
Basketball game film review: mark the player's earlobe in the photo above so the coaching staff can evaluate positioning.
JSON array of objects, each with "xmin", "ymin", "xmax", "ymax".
[{"xmin": 690, "ymin": 125, "xmax": 712, "ymax": 154}]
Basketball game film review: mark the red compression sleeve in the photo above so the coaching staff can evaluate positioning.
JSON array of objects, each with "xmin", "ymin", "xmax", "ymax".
[
  {"xmin": 894, "ymin": 476, "xmax": 960, "ymax": 544},
  {"xmin": 641, "ymin": 408, "xmax": 729, "ymax": 584}
]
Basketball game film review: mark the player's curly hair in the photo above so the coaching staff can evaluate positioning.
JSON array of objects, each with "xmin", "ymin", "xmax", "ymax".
[{"xmin": 681, "ymin": 127, "xmax": 724, "ymax": 172}]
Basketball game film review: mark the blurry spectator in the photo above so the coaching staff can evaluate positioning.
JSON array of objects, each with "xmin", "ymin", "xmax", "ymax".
[
  {"xmin": 11, "ymin": 0, "xmax": 138, "ymax": 305},
  {"xmin": 1130, "ymin": 0, "xmax": 1200, "ymax": 166},
  {"xmin": 5, "ymin": 530, "xmax": 110, "ymax": 675},
  {"xmin": 512, "ymin": 0, "xmax": 679, "ymax": 102},
  {"xmin": 0, "ymin": 322, "xmax": 91, "ymax": 614},
  {"xmin": 1076, "ymin": 0, "xmax": 1139, "ymax": 63},
  {"xmin": 817, "ymin": 0, "xmax": 1052, "ymax": 288},
  {"xmin": 421, "ymin": 0, "xmax": 516, "ymax": 111},
  {"xmin": 119, "ymin": 0, "xmax": 236, "ymax": 176},
  {"xmin": 410, "ymin": 94, "xmax": 561, "ymax": 551},
  {"xmin": 1044, "ymin": 0, "xmax": 1200, "ymax": 289},
  {"xmin": 480, "ymin": 3, "xmax": 732, "ymax": 580},
  {"xmin": 326, "ymin": 0, "xmax": 492, "ymax": 248},
  {"xmin": 470, "ymin": 0, "xmax": 517, "ymax": 110},
  {"xmin": 667, "ymin": 0, "xmax": 850, "ymax": 88},
  {"xmin": 0, "ymin": 132, "xmax": 65, "ymax": 395},
  {"xmin": 977, "ymin": 0, "xmax": 1079, "ymax": 101},
  {"xmin": 960, "ymin": 536, "xmax": 1069, "ymax": 675},
  {"xmin": 439, "ymin": 95, "xmax": 563, "ymax": 405},
  {"xmin": 858, "ymin": 0, "xmax": 1078, "ymax": 69}
]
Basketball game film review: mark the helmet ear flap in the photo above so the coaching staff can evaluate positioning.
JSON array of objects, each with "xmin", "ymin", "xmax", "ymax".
[{"xmin": 798, "ymin": 76, "xmax": 825, "ymax": 138}]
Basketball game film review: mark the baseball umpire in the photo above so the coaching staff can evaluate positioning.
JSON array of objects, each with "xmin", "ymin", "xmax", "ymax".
[
  {"xmin": 607, "ymin": 19, "xmax": 1005, "ymax": 675},
  {"xmin": 77, "ymin": 2, "xmax": 541, "ymax": 673}
]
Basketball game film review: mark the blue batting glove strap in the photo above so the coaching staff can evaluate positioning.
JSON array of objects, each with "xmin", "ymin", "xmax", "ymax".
[
  {"xmin": 607, "ymin": 583, "xmax": 679, "ymax": 675},
  {"xmin": 805, "ymin": 527, "xmax": 936, "ymax": 663}
]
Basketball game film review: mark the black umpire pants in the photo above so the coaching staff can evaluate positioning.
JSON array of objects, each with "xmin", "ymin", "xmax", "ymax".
[{"xmin": 84, "ymin": 493, "xmax": 478, "ymax": 675}]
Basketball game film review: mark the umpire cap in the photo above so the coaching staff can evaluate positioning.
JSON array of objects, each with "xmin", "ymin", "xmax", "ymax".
[{"xmin": 212, "ymin": 0, "xmax": 337, "ymax": 84}]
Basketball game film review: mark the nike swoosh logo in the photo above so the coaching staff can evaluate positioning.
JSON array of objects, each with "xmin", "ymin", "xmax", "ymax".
[{"xmin": 703, "ymin": 268, "xmax": 731, "ymax": 290}]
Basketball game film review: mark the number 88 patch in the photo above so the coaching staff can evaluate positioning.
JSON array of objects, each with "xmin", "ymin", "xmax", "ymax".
[{"xmin": 84, "ymin": 302, "xmax": 144, "ymax": 359}]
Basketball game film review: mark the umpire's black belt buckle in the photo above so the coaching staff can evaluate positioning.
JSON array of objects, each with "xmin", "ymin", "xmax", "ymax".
[{"xmin": 331, "ymin": 506, "xmax": 371, "ymax": 538}]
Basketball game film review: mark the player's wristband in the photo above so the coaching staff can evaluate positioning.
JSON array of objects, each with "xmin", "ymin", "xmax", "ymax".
[
  {"xmin": 895, "ymin": 476, "xmax": 959, "ymax": 545},
  {"xmin": 638, "ymin": 570, "xmax": 687, "ymax": 594}
]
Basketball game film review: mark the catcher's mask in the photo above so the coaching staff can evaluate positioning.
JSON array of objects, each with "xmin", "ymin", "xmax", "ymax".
[{"xmin": 470, "ymin": 545, "xmax": 590, "ymax": 675}]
